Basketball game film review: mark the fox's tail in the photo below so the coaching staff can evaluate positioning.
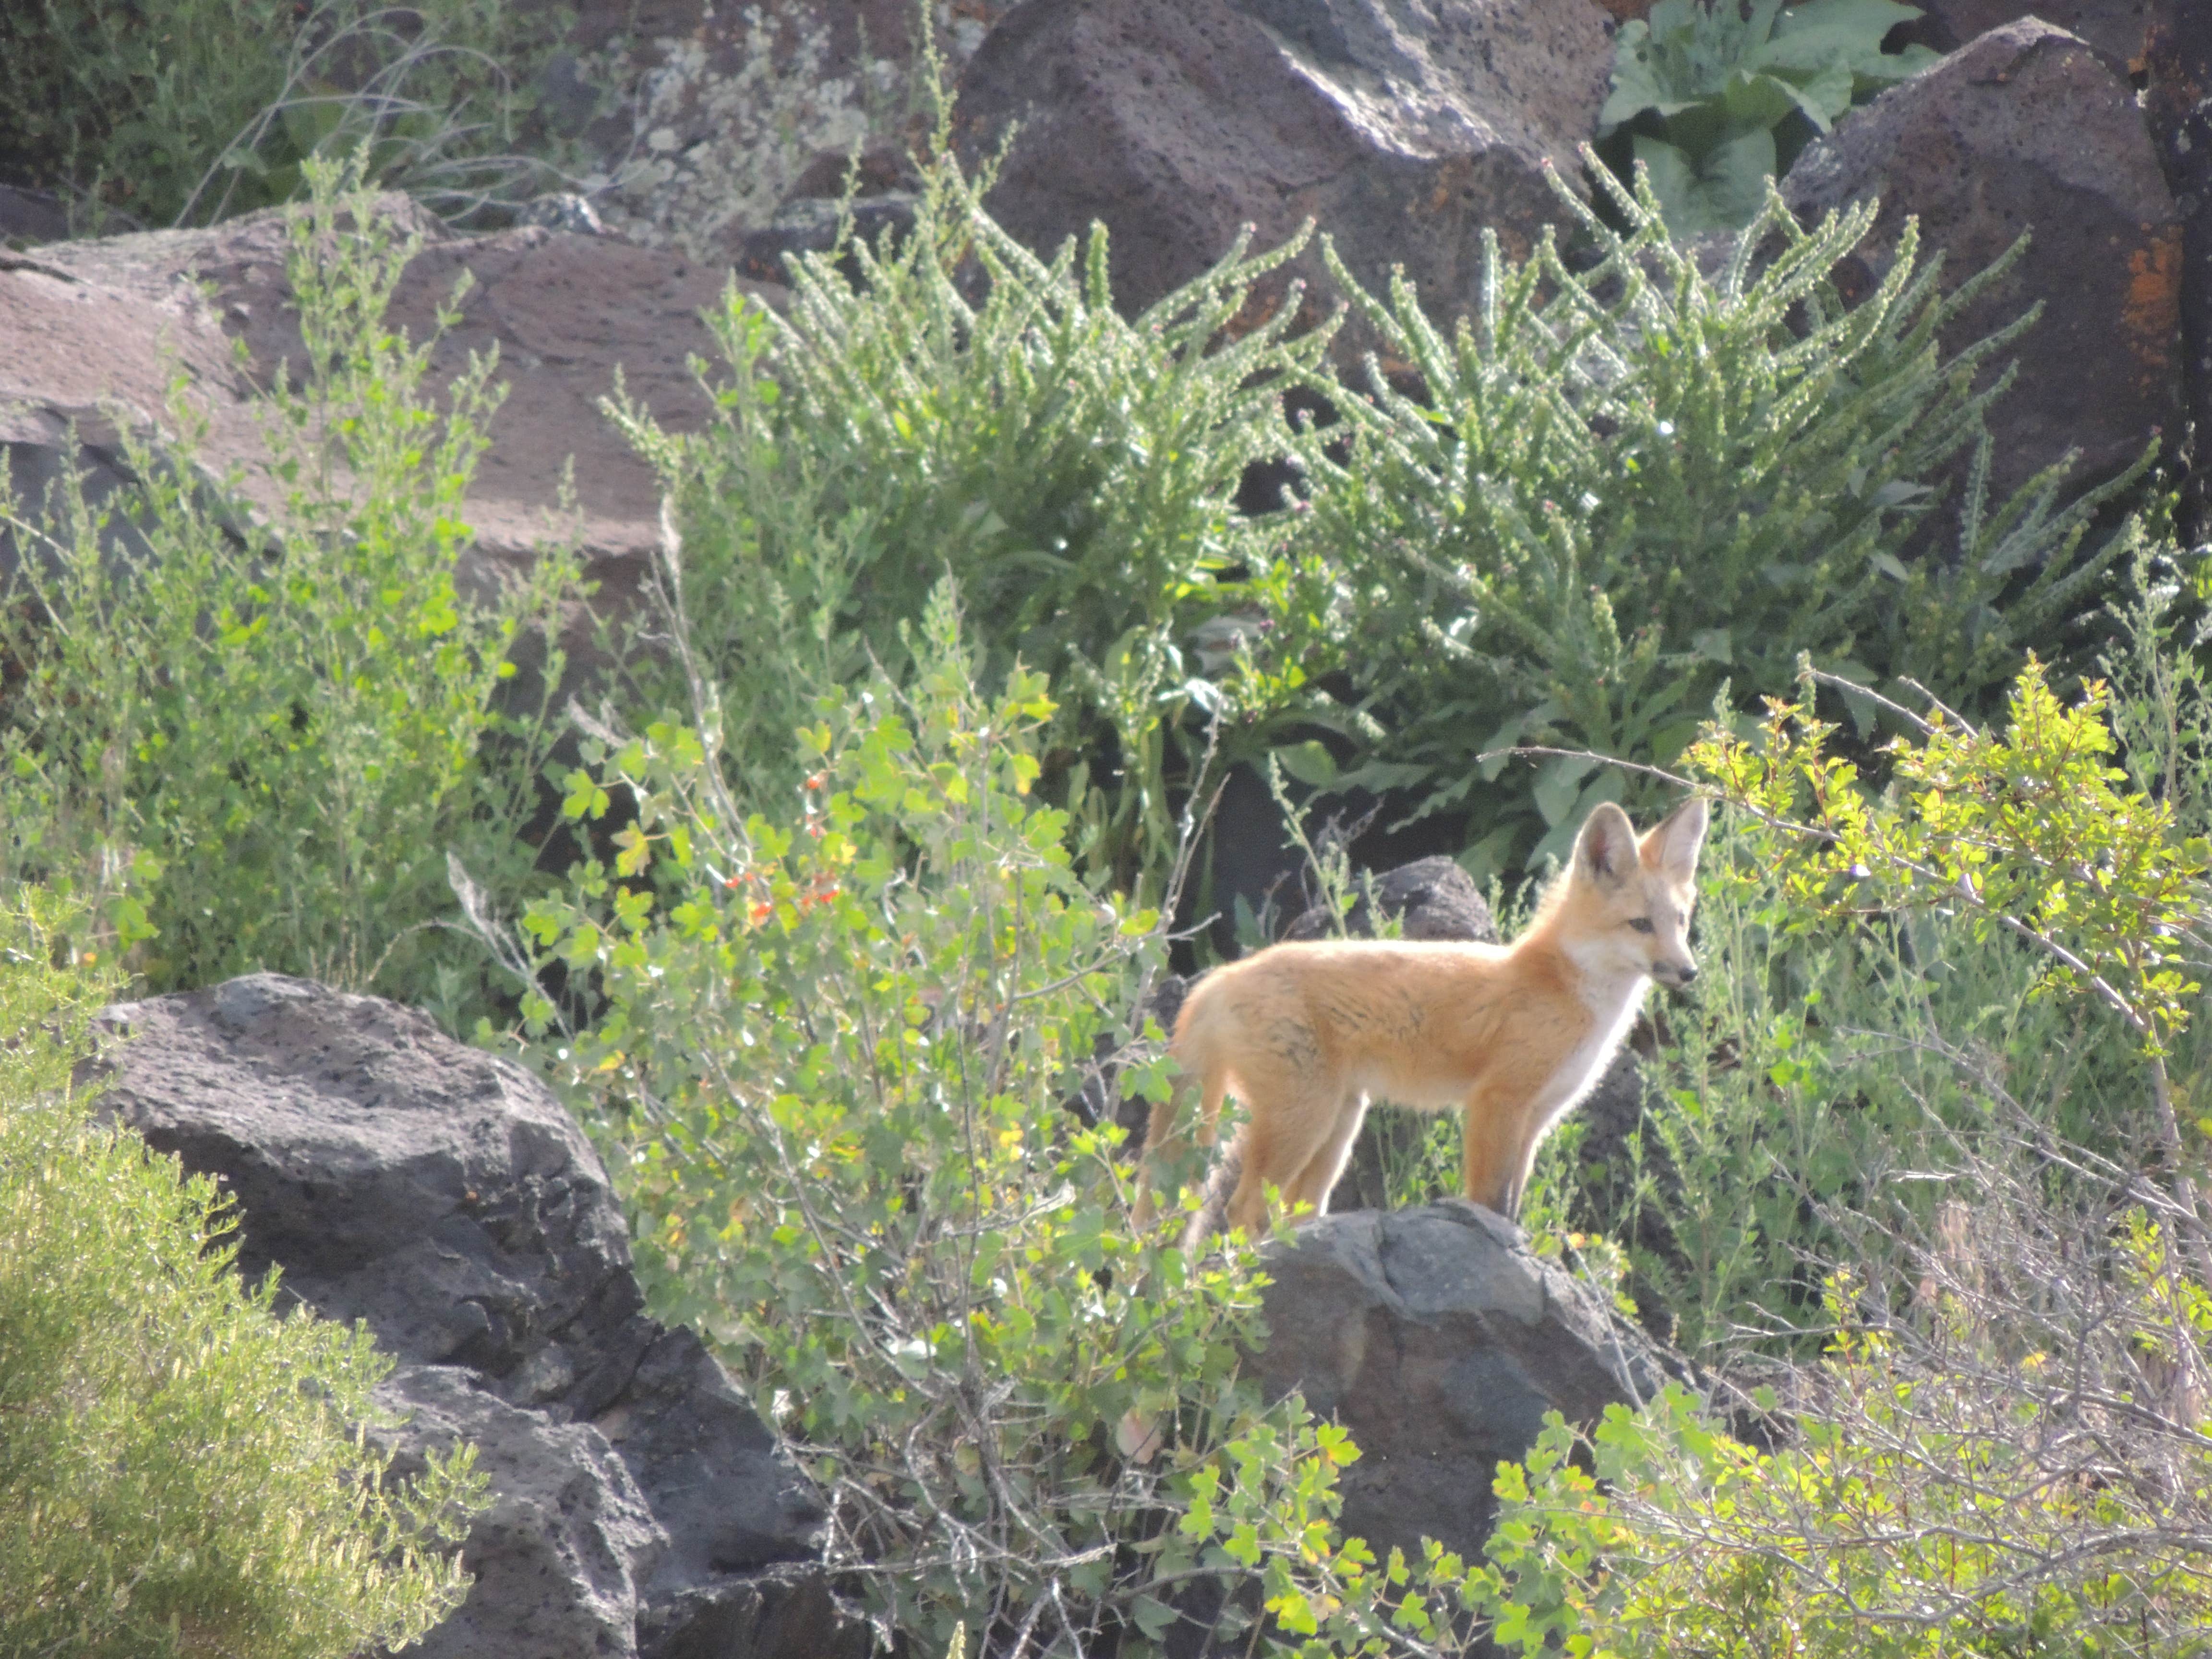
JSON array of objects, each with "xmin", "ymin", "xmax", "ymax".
[
  {"xmin": 1121, "ymin": 995, "xmax": 1240, "ymax": 1462},
  {"xmin": 1131, "ymin": 983, "xmax": 1230, "ymax": 1230}
]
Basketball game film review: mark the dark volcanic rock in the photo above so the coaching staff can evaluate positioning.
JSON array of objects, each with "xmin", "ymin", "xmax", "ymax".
[
  {"xmin": 0, "ymin": 184, "xmax": 69, "ymax": 244},
  {"xmin": 1782, "ymin": 20, "xmax": 2182, "ymax": 504},
  {"xmin": 1281, "ymin": 854, "xmax": 1500, "ymax": 945},
  {"xmin": 2146, "ymin": 0, "xmax": 2212, "ymax": 536},
  {"xmin": 374, "ymin": 1364, "xmax": 666, "ymax": 1659},
  {"xmin": 1898, "ymin": 0, "xmax": 2151, "ymax": 64},
  {"xmin": 954, "ymin": 0, "xmax": 1614, "ymax": 337},
  {"xmin": 735, "ymin": 192, "xmax": 922, "ymax": 286},
  {"xmin": 1255, "ymin": 1200, "xmax": 1688, "ymax": 1564},
  {"xmin": 93, "ymin": 973, "xmax": 646, "ymax": 1407},
  {"xmin": 90, "ymin": 973, "xmax": 860, "ymax": 1659}
]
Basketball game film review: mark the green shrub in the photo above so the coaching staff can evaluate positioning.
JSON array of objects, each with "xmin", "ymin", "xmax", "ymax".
[
  {"xmin": 1479, "ymin": 1100, "xmax": 2212, "ymax": 1654},
  {"xmin": 606, "ymin": 140, "xmax": 1340, "ymax": 900},
  {"xmin": 0, "ymin": 889, "xmax": 488, "ymax": 1658},
  {"xmin": 1598, "ymin": 0, "xmax": 1937, "ymax": 236},
  {"xmin": 1294, "ymin": 165, "xmax": 2147, "ymax": 883},
  {"xmin": 1585, "ymin": 805, "xmax": 2148, "ymax": 1353},
  {"xmin": 1694, "ymin": 654, "xmax": 2211, "ymax": 1212},
  {"xmin": 0, "ymin": 155, "xmax": 573, "ymax": 1024},
  {"xmin": 2099, "ymin": 537, "xmax": 2212, "ymax": 836},
  {"xmin": 1453, "ymin": 645, "xmax": 2212, "ymax": 1657},
  {"xmin": 0, "ymin": 0, "xmax": 564, "ymax": 231},
  {"xmin": 1480, "ymin": 1315, "xmax": 2212, "ymax": 1659}
]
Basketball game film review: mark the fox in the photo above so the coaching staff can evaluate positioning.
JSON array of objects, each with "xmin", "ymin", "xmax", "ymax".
[{"xmin": 1134, "ymin": 796, "xmax": 1709, "ymax": 1239}]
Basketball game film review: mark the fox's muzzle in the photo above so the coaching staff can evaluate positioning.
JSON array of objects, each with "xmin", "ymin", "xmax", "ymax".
[{"xmin": 1656, "ymin": 958, "xmax": 1698, "ymax": 986}]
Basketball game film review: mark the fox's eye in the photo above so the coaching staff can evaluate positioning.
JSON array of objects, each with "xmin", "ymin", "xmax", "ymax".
[{"xmin": 1627, "ymin": 917, "xmax": 1656, "ymax": 934}]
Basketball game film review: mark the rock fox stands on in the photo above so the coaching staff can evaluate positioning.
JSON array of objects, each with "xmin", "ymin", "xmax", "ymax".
[{"xmin": 1136, "ymin": 798, "xmax": 1708, "ymax": 1238}]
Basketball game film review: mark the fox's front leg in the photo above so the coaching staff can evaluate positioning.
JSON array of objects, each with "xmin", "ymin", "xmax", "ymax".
[{"xmin": 1459, "ymin": 1084, "xmax": 1525, "ymax": 1216}]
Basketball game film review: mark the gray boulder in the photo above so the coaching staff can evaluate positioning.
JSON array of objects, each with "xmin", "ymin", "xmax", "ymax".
[
  {"xmin": 374, "ymin": 1365, "xmax": 667, "ymax": 1659},
  {"xmin": 1781, "ymin": 20, "xmax": 2182, "ymax": 505},
  {"xmin": 954, "ymin": 0, "xmax": 1615, "ymax": 336},
  {"xmin": 89, "ymin": 972, "xmax": 866, "ymax": 1659},
  {"xmin": 1254, "ymin": 1200, "xmax": 1688, "ymax": 1569}
]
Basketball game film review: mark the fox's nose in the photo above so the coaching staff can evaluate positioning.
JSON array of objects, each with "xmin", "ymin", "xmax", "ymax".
[{"xmin": 1663, "ymin": 960, "xmax": 1698, "ymax": 985}]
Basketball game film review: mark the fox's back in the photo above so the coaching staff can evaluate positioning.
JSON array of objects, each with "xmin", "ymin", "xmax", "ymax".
[{"xmin": 1177, "ymin": 937, "xmax": 1592, "ymax": 1108}]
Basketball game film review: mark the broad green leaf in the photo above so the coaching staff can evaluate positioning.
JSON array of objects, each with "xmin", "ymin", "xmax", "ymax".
[
  {"xmin": 1637, "ymin": 126, "xmax": 1779, "ymax": 235},
  {"xmin": 1276, "ymin": 739, "xmax": 1340, "ymax": 788}
]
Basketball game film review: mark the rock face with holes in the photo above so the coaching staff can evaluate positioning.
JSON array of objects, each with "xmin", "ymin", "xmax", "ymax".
[
  {"xmin": 1780, "ymin": 19, "xmax": 2183, "ymax": 506},
  {"xmin": 541, "ymin": 0, "xmax": 1015, "ymax": 262},
  {"xmin": 88, "ymin": 973, "xmax": 866, "ymax": 1659},
  {"xmin": 1253, "ymin": 1200, "xmax": 1688, "ymax": 1566},
  {"xmin": 953, "ymin": 0, "xmax": 1617, "ymax": 339}
]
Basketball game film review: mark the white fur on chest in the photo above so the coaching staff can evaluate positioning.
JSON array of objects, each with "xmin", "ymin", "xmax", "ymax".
[{"xmin": 1528, "ymin": 968, "xmax": 1649, "ymax": 1134}]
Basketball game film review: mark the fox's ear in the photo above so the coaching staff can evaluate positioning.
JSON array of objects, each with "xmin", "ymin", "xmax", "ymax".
[
  {"xmin": 1645, "ymin": 797, "xmax": 1710, "ymax": 880},
  {"xmin": 1575, "ymin": 801, "xmax": 1638, "ymax": 885}
]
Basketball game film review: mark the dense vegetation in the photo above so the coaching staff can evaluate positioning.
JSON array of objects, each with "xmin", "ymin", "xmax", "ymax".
[
  {"xmin": 0, "ymin": 0, "xmax": 565, "ymax": 230},
  {"xmin": 4, "ymin": 44, "xmax": 2211, "ymax": 1659}
]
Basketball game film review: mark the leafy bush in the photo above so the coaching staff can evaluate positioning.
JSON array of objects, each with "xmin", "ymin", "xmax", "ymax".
[
  {"xmin": 504, "ymin": 572, "xmax": 1455, "ymax": 1656},
  {"xmin": 1694, "ymin": 656, "xmax": 2211, "ymax": 1221},
  {"xmin": 0, "ymin": 156, "xmax": 573, "ymax": 1025},
  {"xmin": 607, "ymin": 140, "xmax": 1339, "ymax": 899},
  {"xmin": 1566, "ymin": 615, "xmax": 2208, "ymax": 1354},
  {"xmin": 1296, "ymin": 165, "xmax": 2146, "ymax": 882},
  {"xmin": 1599, "ymin": 0, "xmax": 1937, "ymax": 235},
  {"xmin": 2100, "ymin": 538, "xmax": 2212, "ymax": 835},
  {"xmin": 1589, "ymin": 816, "xmax": 2147, "ymax": 1353},
  {"xmin": 0, "ymin": 0, "xmax": 563, "ymax": 231},
  {"xmin": 1479, "ymin": 1081, "xmax": 2212, "ymax": 1655},
  {"xmin": 0, "ymin": 889, "xmax": 488, "ymax": 1657}
]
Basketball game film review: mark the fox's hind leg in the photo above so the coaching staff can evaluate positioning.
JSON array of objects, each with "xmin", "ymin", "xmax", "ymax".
[
  {"xmin": 1281, "ymin": 1090, "xmax": 1370, "ymax": 1217},
  {"xmin": 1224, "ymin": 1080, "xmax": 1361, "ymax": 1235}
]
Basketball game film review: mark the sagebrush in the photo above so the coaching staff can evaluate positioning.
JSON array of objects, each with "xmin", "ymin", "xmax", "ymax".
[{"xmin": 0, "ymin": 889, "xmax": 488, "ymax": 1658}]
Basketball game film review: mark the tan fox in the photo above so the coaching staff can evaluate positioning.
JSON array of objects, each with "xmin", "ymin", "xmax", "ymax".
[{"xmin": 1135, "ymin": 797, "xmax": 1708, "ymax": 1238}]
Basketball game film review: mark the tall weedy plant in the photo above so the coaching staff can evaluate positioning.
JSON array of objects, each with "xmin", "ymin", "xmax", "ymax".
[
  {"xmin": 1297, "ymin": 163, "xmax": 2148, "ymax": 881},
  {"xmin": 0, "ymin": 152, "xmax": 573, "ymax": 1022},
  {"xmin": 0, "ymin": 0, "xmax": 562, "ymax": 230}
]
